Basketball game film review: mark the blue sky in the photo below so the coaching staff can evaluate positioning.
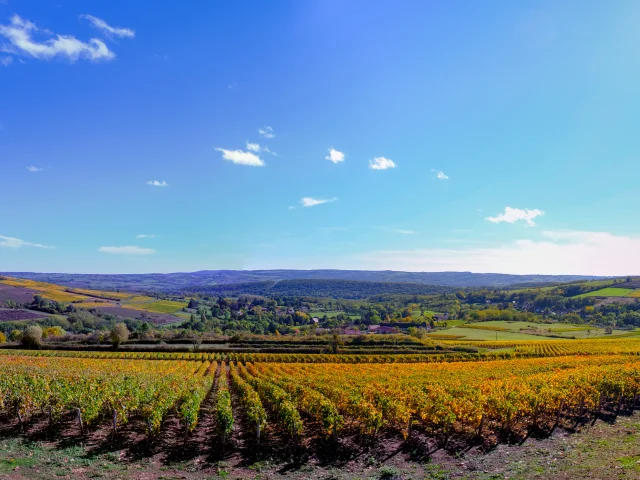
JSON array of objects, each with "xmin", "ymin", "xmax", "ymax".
[{"xmin": 2, "ymin": 0, "xmax": 640, "ymax": 275}]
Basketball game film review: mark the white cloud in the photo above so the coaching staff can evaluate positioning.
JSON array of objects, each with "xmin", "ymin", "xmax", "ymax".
[
  {"xmin": 26, "ymin": 166, "xmax": 43, "ymax": 172},
  {"xmin": 0, "ymin": 234, "xmax": 54, "ymax": 249},
  {"xmin": 369, "ymin": 157, "xmax": 396, "ymax": 170},
  {"xmin": 216, "ymin": 148, "xmax": 265, "ymax": 167},
  {"xmin": 80, "ymin": 14, "xmax": 135, "ymax": 39},
  {"xmin": 325, "ymin": 148, "xmax": 345, "ymax": 164},
  {"xmin": 98, "ymin": 246, "xmax": 156, "ymax": 255},
  {"xmin": 0, "ymin": 56, "xmax": 12, "ymax": 66},
  {"xmin": 354, "ymin": 230, "xmax": 640, "ymax": 276},
  {"xmin": 245, "ymin": 141, "xmax": 276, "ymax": 155},
  {"xmin": 432, "ymin": 169, "xmax": 449, "ymax": 180},
  {"xmin": 486, "ymin": 207, "xmax": 544, "ymax": 226},
  {"xmin": 147, "ymin": 180, "xmax": 169, "ymax": 187},
  {"xmin": 0, "ymin": 14, "xmax": 114, "ymax": 62},
  {"xmin": 135, "ymin": 234, "xmax": 156, "ymax": 239},
  {"xmin": 258, "ymin": 126, "xmax": 275, "ymax": 138},
  {"xmin": 300, "ymin": 197, "xmax": 338, "ymax": 207},
  {"xmin": 392, "ymin": 229, "xmax": 416, "ymax": 235}
]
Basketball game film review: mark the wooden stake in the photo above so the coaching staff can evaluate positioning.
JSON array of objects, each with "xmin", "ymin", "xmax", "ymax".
[
  {"xmin": 16, "ymin": 408, "xmax": 24, "ymax": 432},
  {"xmin": 477, "ymin": 414, "xmax": 485, "ymax": 438},
  {"xmin": 112, "ymin": 410, "xmax": 118, "ymax": 435},
  {"xmin": 76, "ymin": 408, "xmax": 84, "ymax": 435}
]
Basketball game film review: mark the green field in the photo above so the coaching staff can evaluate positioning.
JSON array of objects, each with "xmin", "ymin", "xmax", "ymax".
[
  {"xmin": 444, "ymin": 326, "xmax": 556, "ymax": 341},
  {"xmin": 574, "ymin": 287, "xmax": 634, "ymax": 298},
  {"xmin": 124, "ymin": 299, "xmax": 187, "ymax": 314},
  {"xmin": 437, "ymin": 320, "xmax": 638, "ymax": 340}
]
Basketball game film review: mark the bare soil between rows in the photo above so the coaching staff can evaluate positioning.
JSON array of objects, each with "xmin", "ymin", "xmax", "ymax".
[{"xmin": 2, "ymin": 401, "xmax": 640, "ymax": 479}]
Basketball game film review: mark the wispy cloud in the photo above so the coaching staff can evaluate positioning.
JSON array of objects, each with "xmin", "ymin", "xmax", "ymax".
[
  {"xmin": 0, "ymin": 56, "xmax": 12, "ymax": 66},
  {"xmin": 216, "ymin": 148, "xmax": 265, "ymax": 167},
  {"xmin": 300, "ymin": 197, "xmax": 338, "ymax": 207},
  {"xmin": 431, "ymin": 169, "xmax": 449, "ymax": 180},
  {"xmin": 135, "ymin": 234, "xmax": 156, "ymax": 239},
  {"xmin": 0, "ymin": 234, "xmax": 54, "ymax": 249},
  {"xmin": 26, "ymin": 166, "xmax": 43, "ymax": 172},
  {"xmin": 486, "ymin": 207, "xmax": 544, "ymax": 226},
  {"xmin": 0, "ymin": 14, "xmax": 114, "ymax": 62},
  {"xmin": 377, "ymin": 226, "xmax": 416, "ymax": 235},
  {"xmin": 80, "ymin": 14, "xmax": 134, "ymax": 39},
  {"xmin": 258, "ymin": 126, "xmax": 275, "ymax": 139},
  {"xmin": 246, "ymin": 141, "xmax": 276, "ymax": 155},
  {"xmin": 98, "ymin": 246, "xmax": 156, "ymax": 255},
  {"xmin": 147, "ymin": 180, "xmax": 169, "ymax": 187},
  {"xmin": 325, "ymin": 148, "xmax": 345, "ymax": 164},
  {"xmin": 369, "ymin": 157, "xmax": 396, "ymax": 170}
]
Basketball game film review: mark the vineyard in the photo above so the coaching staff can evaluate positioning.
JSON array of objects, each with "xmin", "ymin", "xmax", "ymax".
[{"xmin": 3, "ymin": 342, "xmax": 640, "ymax": 465}]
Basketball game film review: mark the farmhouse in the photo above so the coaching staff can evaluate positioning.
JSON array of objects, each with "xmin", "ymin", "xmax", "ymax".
[{"xmin": 433, "ymin": 313, "xmax": 449, "ymax": 321}]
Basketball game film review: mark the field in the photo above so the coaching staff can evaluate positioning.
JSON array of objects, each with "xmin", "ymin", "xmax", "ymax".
[
  {"xmin": 0, "ymin": 277, "xmax": 88, "ymax": 302},
  {"xmin": 2, "ymin": 343, "xmax": 640, "ymax": 478},
  {"xmin": 0, "ymin": 276, "xmax": 187, "ymax": 320},
  {"xmin": 431, "ymin": 320, "xmax": 629, "ymax": 341},
  {"xmin": 0, "ymin": 308, "xmax": 49, "ymax": 321},
  {"xmin": 574, "ymin": 287, "xmax": 635, "ymax": 298}
]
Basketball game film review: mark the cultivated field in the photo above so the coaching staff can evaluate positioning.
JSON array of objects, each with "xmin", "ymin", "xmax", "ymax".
[
  {"xmin": 0, "ymin": 276, "xmax": 187, "ymax": 322},
  {"xmin": 2, "ymin": 341, "xmax": 640, "ymax": 478},
  {"xmin": 434, "ymin": 320, "xmax": 632, "ymax": 341},
  {"xmin": 574, "ymin": 287, "xmax": 635, "ymax": 298}
]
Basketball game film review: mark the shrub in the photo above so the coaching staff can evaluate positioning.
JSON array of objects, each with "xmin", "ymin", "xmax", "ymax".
[
  {"xmin": 0, "ymin": 331, "xmax": 6, "ymax": 343},
  {"xmin": 42, "ymin": 326, "xmax": 66, "ymax": 339},
  {"xmin": 21, "ymin": 325, "xmax": 43, "ymax": 348},
  {"xmin": 9, "ymin": 329, "xmax": 22, "ymax": 342},
  {"xmin": 110, "ymin": 323, "xmax": 130, "ymax": 348}
]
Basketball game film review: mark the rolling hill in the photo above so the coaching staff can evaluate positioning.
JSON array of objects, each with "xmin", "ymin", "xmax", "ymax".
[{"xmin": 1, "ymin": 270, "xmax": 602, "ymax": 294}]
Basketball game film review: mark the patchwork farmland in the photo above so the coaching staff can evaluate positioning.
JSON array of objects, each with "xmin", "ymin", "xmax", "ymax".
[{"xmin": 0, "ymin": 276, "xmax": 187, "ymax": 324}]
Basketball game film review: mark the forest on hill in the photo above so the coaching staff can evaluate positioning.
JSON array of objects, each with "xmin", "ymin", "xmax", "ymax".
[{"xmin": 1, "ymin": 269, "xmax": 600, "ymax": 293}]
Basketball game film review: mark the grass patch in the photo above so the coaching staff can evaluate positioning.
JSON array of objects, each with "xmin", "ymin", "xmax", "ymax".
[
  {"xmin": 618, "ymin": 455, "xmax": 640, "ymax": 470},
  {"xmin": 124, "ymin": 299, "xmax": 187, "ymax": 314},
  {"xmin": 0, "ymin": 456, "xmax": 38, "ymax": 473},
  {"xmin": 574, "ymin": 287, "xmax": 634, "ymax": 298}
]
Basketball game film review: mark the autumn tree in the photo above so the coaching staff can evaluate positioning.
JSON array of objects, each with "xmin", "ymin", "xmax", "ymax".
[
  {"xmin": 110, "ymin": 323, "xmax": 130, "ymax": 348},
  {"xmin": 21, "ymin": 325, "xmax": 43, "ymax": 348}
]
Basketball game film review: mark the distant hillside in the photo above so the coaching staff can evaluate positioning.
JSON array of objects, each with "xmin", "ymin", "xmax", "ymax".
[
  {"xmin": 183, "ymin": 279, "xmax": 453, "ymax": 299},
  {"xmin": 2, "ymin": 270, "xmax": 601, "ymax": 293}
]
